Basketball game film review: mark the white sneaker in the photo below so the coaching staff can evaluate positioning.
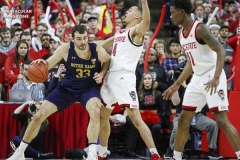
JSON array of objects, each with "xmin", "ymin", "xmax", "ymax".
[
  {"xmin": 86, "ymin": 151, "xmax": 98, "ymax": 160},
  {"xmin": 7, "ymin": 148, "xmax": 25, "ymax": 160},
  {"xmin": 7, "ymin": 141, "xmax": 25, "ymax": 160}
]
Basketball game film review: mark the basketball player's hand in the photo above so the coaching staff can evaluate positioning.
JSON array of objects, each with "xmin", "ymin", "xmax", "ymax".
[
  {"xmin": 162, "ymin": 83, "xmax": 180, "ymax": 100},
  {"xmin": 204, "ymin": 77, "xmax": 219, "ymax": 95},
  {"xmin": 31, "ymin": 59, "xmax": 47, "ymax": 65},
  {"xmin": 93, "ymin": 72, "xmax": 103, "ymax": 84}
]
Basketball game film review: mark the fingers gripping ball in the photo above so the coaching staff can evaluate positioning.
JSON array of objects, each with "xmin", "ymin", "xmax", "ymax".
[{"xmin": 27, "ymin": 62, "xmax": 49, "ymax": 83}]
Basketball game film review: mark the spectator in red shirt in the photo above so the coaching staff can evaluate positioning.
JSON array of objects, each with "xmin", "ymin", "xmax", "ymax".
[
  {"xmin": 87, "ymin": 15, "xmax": 105, "ymax": 40},
  {"xmin": 39, "ymin": 34, "xmax": 51, "ymax": 59},
  {"xmin": 4, "ymin": 40, "xmax": 29, "ymax": 99}
]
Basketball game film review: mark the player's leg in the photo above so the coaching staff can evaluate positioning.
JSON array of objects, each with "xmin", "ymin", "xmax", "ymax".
[
  {"xmin": 126, "ymin": 108, "xmax": 163, "ymax": 159},
  {"xmin": 8, "ymin": 86, "xmax": 76, "ymax": 160},
  {"xmin": 207, "ymin": 70, "xmax": 240, "ymax": 158},
  {"xmin": 98, "ymin": 80, "xmax": 117, "ymax": 159},
  {"xmin": 173, "ymin": 79, "xmax": 206, "ymax": 160},
  {"xmin": 7, "ymin": 100, "xmax": 58, "ymax": 160},
  {"xmin": 214, "ymin": 111, "xmax": 240, "ymax": 156},
  {"xmin": 98, "ymin": 106, "xmax": 112, "ymax": 159},
  {"xmin": 85, "ymin": 97, "xmax": 102, "ymax": 160}
]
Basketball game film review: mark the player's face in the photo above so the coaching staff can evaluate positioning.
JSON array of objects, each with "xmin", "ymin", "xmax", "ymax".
[
  {"xmin": 143, "ymin": 74, "xmax": 153, "ymax": 88},
  {"xmin": 18, "ymin": 43, "xmax": 28, "ymax": 57},
  {"xmin": 74, "ymin": 32, "xmax": 88, "ymax": 50},
  {"xmin": 170, "ymin": 6, "xmax": 183, "ymax": 25},
  {"xmin": 124, "ymin": 6, "xmax": 138, "ymax": 23}
]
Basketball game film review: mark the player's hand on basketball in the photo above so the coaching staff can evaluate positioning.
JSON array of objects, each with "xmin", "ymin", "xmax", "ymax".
[
  {"xmin": 162, "ymin": 83, "xmax": 180, "ymax": 100},
  {"xmin": 93, "ymin": 72, "xmax": 103, "ymax": 84},
  {"xmin": 31, "ymin": 59, "xmax": 47, "ymax": 65},
  {"xmin": 204, "ymin": 77, "xmax": 219, "ymax": 95}
]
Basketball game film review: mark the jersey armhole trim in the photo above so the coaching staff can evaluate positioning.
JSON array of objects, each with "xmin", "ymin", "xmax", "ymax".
[{"xmin": 128, "ymin": 29, "xmax": 143, "ymax": 47}]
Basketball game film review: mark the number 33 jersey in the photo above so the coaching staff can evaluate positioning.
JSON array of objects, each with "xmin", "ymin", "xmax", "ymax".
[
  {"xmin": 109, "ymin": 28, "xmax": 143, "ymax": 72},
  {"xmin": 179, "ymin": 20, "xmax": 217, "ymax": 76},
  {"xmin": 60, "ymin": 42, "xmax": 101, "ymax": 89}
]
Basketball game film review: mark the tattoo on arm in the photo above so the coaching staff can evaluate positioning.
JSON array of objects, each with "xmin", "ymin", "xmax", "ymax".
[{"xmin": 196, "ymin": 24, "xmax": 222, "ymax": 52}]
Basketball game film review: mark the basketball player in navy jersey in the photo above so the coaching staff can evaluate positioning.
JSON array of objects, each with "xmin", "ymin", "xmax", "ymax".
[
  {"xmin": 97, "ymin": 0, "xmax": 163, "ymax": 160},
  {"xmin": 8, "ymin": 25, "xmax": 111, "ymax": 160},
  {"xmin": 162, "ymin": 0, "xmax": 240, "ymax": 160}
]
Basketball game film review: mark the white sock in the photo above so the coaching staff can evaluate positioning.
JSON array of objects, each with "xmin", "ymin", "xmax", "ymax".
[
  {"xmin": 173, "ymin": 150, "xmax": 182, "ymax": 160},
  {"xmin": 18, "ymin": 141, "xmax": 28, "ymax": 151},
  {"xmin": 235, "ymin": 151, "xmax": 240, "ymax": 158},
  {"xmin": 88, "ymin": 144, "xmax": 97, "ymax": 154},
  {"xmin": 98, "ymin": 145, "xmax": 108, "ymax": 157},
  {"xmin": 149, "ymin": 148, "xmax": 158, "ymax": 155}
]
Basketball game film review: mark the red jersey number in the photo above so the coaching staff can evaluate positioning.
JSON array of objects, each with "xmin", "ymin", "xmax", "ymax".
[
  {"xmin": 112, "ymin": 43, "xmax": 118, "ymax": 56},
  {"xmin": 186, "ymin": 52, "xmax": 195, "ymax": 66}
]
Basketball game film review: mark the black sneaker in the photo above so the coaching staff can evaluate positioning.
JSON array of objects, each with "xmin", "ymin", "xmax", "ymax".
[
  {"xmin": 208, "ymin": 150, "xmax": 223, "ymax": 159},
  {"xmin": 164, "ymin": 147, "xmax": 173, "ymax": 159}
]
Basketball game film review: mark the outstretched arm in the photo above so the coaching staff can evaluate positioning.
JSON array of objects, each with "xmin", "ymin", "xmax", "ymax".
[
  {"xmin": 99, "ymin": 36, "xmax": 115, "ymax": 49},
  {"xmin": 132, "ymin": 0, "xmax": 150, "ymax": 41}
]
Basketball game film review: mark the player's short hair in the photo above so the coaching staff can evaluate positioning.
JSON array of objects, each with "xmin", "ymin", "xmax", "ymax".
[
  {"xmin": 170, "ymin": 0, "xmax": 192, "ymax": 15},
  {"xmin": 72, "ymin": 25, "xmax": 88, "ymax": 38}
]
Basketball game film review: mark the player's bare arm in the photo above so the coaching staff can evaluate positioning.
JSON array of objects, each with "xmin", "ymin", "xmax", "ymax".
[
  {"xmin": 45, "ymin": 43, "xmax": 69, "ymax": 69},
  {"xmin": 31, "ymin": 43, "xmax": 68, "ymax": 70},
  {"xmin": 162, "ymin": 61, "xmax": 192, "ymax": 100},
  {"xmin": 100, "ymin": 36, "xmax": 115, "ymax": 49},
  {"xmin": 93, "ymin": 45, "xmax": 111, "ymax": 84},
  {"xmin": 131, "ymin": 0, "xmax": 150, "ymax": 44},
  {"xmin": 196, "ymin": 24, "xmax": 225, "ymax": 78},
  {"xmin": 196, "ymin": 24, "xmax": 226, "ymax": 95}
]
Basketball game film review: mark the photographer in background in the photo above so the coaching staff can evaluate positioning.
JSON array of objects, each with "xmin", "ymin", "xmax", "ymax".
[{"xmin": 10, "ymin": 100, "xmax": 53, "ymax": 159}]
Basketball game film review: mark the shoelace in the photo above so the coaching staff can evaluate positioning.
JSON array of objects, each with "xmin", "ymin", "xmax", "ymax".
[{"xmin": 10, "ymin": 141, "xmax": 17, "ymax": 151}]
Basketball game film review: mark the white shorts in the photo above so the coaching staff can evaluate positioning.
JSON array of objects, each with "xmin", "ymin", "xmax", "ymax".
[
  {"xmin": 182, "ymin": 69, "xmax": 229, "ymax": 112},
  {"xmin": 100, "ymin": 71, "xmax": 139, "ymax": 109}
]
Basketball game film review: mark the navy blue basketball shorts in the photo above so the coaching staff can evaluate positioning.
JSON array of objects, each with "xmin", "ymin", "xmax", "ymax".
[{"xmin": 46, "ymin": 84, "xmax": 101, "ymax": 112}]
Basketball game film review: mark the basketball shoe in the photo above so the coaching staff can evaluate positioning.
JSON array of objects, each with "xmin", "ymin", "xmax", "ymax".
[
  {"xmin": 150, "ymin": 153, "xmax": 163, "ymax": 160},
  {"xmin": 86, "ymin": 151, "xmax": 98, "ymax": 160},
  {"xmin": 7, "ymin": 148, "xmax": 25, "ymax": 160},
  {"xmin": 98, "ymin": 152, "xmax": 110, "ymax": 160},
  {"xmin": 7, "ymin": 141, "xmax": 25, "ymax": 160}
]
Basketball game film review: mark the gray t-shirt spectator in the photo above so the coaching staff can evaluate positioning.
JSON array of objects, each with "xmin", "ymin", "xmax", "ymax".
[{"xmin": 0, "ymin": 40, "xmax": 16, "ymax": 54}]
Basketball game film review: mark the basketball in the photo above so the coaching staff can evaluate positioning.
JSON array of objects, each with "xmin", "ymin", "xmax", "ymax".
[{"xmin": 27, "ymin": 62, "xmax": 49, "ymax": 83}]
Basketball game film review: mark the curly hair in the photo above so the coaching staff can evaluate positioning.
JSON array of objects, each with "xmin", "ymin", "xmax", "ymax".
[{"xmin": 170, "ymin": 0, "xmax": 192, "ymax": 15}]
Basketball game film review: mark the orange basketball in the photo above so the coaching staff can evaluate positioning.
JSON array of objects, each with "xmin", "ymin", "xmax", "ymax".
[{"xmin": 27, "ymin": 62, "xmax": 49, "ymax": 83}]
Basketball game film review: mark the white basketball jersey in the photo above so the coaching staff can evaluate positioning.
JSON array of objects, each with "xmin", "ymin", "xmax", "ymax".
[
  {"xmin": 179, "ymin": 20, "xmax": 217, "ymax": 76},
  {"xmin": 109, "ymin": 28, "xmax": 143, "ymax": 72}
]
